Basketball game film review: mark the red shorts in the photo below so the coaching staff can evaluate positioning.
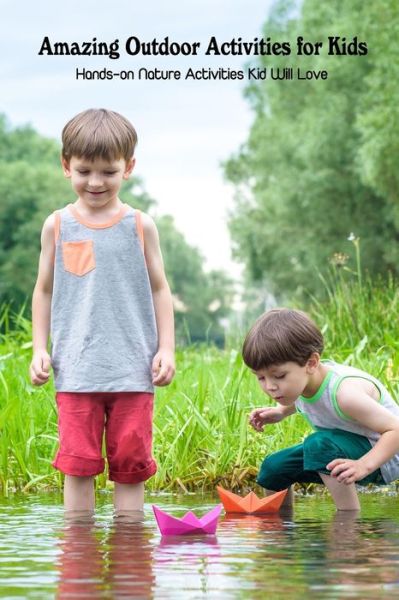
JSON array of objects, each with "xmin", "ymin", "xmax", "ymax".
[{"xmin": 52, "ymin": 392, "xmax": 157, "ymax": 484}]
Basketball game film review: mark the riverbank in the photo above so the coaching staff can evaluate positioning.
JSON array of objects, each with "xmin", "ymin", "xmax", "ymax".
[{"xmin": 1, "ymin": 269, "xmax": 399, "ymax": 494}]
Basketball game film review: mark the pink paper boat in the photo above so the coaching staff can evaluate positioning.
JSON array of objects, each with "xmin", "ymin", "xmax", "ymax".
[{"xmin": 152, "ymin": 504, "xmax": 222, "ymax": 536}]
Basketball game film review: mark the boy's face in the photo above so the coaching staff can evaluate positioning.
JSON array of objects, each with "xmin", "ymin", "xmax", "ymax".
[
  {"xmin": 253, "ymin": 356, "xmax": 319, "ymax": 406},
  {"xmin": 62, "ymin": 156, "xmax": 134, "ymax": 208}
]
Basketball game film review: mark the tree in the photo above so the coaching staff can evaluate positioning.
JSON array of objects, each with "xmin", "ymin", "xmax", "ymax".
[
  {"xmin": 225, "ymin": 0, "xmax": 399, "ymax": 301},
  {"xmin": 356, "ymin": 0, "xmax": 399, "ymax": 264},
  {"xmin": 157, "ymin": 215, "xmax": 233, "ymax": 345}
]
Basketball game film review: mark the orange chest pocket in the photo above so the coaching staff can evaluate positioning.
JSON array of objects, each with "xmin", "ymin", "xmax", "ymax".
[{"xmin": 62, "ymin": 240, "xmax": 96, "ymax": 276}]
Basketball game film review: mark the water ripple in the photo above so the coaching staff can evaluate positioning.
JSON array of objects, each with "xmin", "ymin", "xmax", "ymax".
[{"xmin": 0, "ymin": 493, "xmax": 399, "ymax": 598}]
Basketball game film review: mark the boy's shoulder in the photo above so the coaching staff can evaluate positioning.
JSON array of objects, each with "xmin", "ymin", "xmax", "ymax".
[
  {"xmin": 40, "ymin": 208, "xmax": 68, "ymax": 245},
  {"xmin": 139, "ymin": 210, "xmax": 158, "ymax": 236},
  {"xmin": 330, "ymin": 361, "xmax": 386, "ymax": 404},
  {"xmin": 41, "ymin": 211, "xmax": 57, "ymax": 234},
  {"xmin": 323, "ymin": 360, "xmax": 370, "ymax": 379},
  {"xmin": 139, "ymin": 210, "xmax": 154, "ymax": 224},
  {"xmin": 42, "ymin": 205, "xmax": 68, "ymax": 226}
]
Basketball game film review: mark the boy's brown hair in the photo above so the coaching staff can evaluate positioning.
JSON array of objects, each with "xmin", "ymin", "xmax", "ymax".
[
  {"xmin": 242, "ymin": 308, "xmax": 324, "ymax": 370},
  {"xmin": 61, "ymin": 108, "xmax": 138, "ymax": 162}
]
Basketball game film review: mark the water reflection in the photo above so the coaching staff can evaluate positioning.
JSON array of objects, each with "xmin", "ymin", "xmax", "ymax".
[
  {"xmin": 309, "ymin": 511, "xmax": 399, "ymax": 596},
  {"xmin": 155, "ymin": 535, "xmax": 220, "ymax": 597},
  {"xmin": 56, "ymin": 511, "xmax": 155, "ymax": 598},
  {"xmin": 1, "ymin": 494, "xmax": 399, "ymax": 599},
  {"xmin": 56, "ymin": 512, "xmax": 102, "ymax": 598},
  {"xmin": 220, "ymin": 510, "xmax": 290, "ymax": 532}
]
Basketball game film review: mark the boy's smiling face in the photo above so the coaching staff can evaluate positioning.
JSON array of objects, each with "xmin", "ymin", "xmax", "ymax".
[
  {"xmin": 254, "ymin": 355, "xmax": 320, "ymax": 406},
  {"xmin": 62, "ymin": 156, "xmax": 134, "ymax": 209}
]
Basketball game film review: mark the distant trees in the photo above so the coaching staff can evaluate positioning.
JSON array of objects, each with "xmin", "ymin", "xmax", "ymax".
[
  {"xmin": 225, "ymin": 0, "xmax": 399, "ymax": 301},
  {"xmin": 0, "ymin": 115, "xmax": 232, "ymax": 344}
]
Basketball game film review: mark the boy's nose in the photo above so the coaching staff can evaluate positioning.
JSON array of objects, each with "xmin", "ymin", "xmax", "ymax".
[
  {"xmin": 88, "ymin": 174, "xmax": 103, "ymax": 187},
  {"xmin": 265, "ymin": 380, "xmax": 278, "ymax": 392}
]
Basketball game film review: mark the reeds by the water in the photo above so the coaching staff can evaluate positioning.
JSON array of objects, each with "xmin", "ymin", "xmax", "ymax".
[
  {"xmin": 0, "ymin": 333, "xmax": 307, "ymax": 495},
  {"xmin": 1, "ymin": 266, "xmax": 398, "ymax": 495}
]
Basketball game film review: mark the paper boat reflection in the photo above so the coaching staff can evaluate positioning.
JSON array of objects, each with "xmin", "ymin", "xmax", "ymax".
[
  {"xmin": 152, "ymin": 504, "xmax": 222, "ymax": 536},
  {"xmin": 217, "ymin": 486, "xmax": 288, "ymax": 514}
]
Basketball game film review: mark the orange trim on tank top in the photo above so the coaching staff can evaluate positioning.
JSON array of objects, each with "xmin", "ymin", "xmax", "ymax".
[
  {"xmin": 54, "ymin": 210, "xmax": 61, "ymax": 244},
  {"xmin": 53, "ymin": 204, "xmax": 145, "ymax": 258},
  {"xmin": 67, "ymin": 203, "xmax": 129, "ymax": 229},
  {"xmin": 135, "ymin": 210, "xmax": 145, "ymax": 253}
]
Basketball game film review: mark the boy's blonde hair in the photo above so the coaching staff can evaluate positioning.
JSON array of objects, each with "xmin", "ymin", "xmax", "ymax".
[
  {"xmin": 61, "ymin": 108, "xmax": 138, "ymax": 162},
  {"xmin": 242, "ymin": 308, "xmax": 324, "ymax": 370}
]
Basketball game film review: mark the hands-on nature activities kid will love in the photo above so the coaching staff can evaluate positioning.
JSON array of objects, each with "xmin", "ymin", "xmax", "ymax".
[
  {"xmin": 30, "ymin": 108, "xmax": 175, "ymax": 515},
  {"xmin": 243, "ymin": 308, "xmax": 399, "ymax": 511}
]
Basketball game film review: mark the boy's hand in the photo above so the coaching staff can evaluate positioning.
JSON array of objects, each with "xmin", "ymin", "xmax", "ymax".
[
  {"xmin": 249, "ymin": 406, "xmax": 284, "ymax": 432},
  {"xmin": 152, "ymin": 349, "xmax": 175, "ymax": 386},
  {"xmin": 30, "ymin": 350, "xmax": 52, "ymax": 386},
  {"xmin": 326, "ymin": 458, "xmax": 370, "ymax": 485}
]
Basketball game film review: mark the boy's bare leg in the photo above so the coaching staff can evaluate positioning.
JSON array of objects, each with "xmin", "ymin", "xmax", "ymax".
[
  {"xmin": 64, "ymin": 475, "xmax": 95, "ymax": 512},
  {"xmin": 114, "ymin": 482, "xmax": 145, "ymax": 515},
  {"xmin": 319, "ymin": 473, "xmax": 360, "ymax": 511},
  {"xmin": 265, "ymin": 486, "xmax": 294, "ymax": 508}
]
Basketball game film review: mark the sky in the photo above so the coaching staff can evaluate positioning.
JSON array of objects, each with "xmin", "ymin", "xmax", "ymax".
[{"xmin": 1, "ymin": 0, "xmax": 275, "ymax": 280}]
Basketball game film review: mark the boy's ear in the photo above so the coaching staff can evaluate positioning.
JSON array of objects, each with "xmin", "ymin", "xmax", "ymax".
[
  {"xmin": 61, "ymin": 157, "xmax": 71, "ymax": 178},
  {"xmin": 306, "ymin": 352, "xmax": 320, "ymax": 373},
  {"xmin": 123, "ymin": 157, "xmax": 135, "ymax": 179}
]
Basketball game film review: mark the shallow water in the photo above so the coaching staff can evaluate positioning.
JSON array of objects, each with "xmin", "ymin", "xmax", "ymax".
[{"xmin": 1, "ymin": 490, "xmax": 399, "ymax": 599}]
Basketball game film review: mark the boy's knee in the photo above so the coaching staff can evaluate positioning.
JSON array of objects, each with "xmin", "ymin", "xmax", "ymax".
[
  {"xmin": 303, "ymin": 431, "xmax": 338, "ymax": 455},
  {"xmin": 256, "ymin": 453, "xmax": 290, "ymax": 491},
  {"xmin": 303, "ymin": 430, "xmax": 343, "ymax": 473}
]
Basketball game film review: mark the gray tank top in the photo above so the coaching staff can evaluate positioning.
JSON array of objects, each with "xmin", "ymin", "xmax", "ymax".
[
  {"xmin": 296, "ymin": 361, "xmax": 399, "ymax": 483},
  {"xmin": 50, "ymin": 203, "xmax": 158, "ymax": 393}
]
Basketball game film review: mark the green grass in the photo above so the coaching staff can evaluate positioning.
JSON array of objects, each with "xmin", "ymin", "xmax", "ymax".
[
  {"xmin": 1, "ymin": 265, "xmax": 399, "ymax": 495},
  {"xmin": 0, "ymin": 316, "xmax": 310, "ymax": 495},
  {"xmin": 310, "ymin": 269, "xmax": 399, "ymax": 400}
]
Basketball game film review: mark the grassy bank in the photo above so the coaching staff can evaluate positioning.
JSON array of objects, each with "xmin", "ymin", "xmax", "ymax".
[
  {"xmin": 0, "ymin": 335, "xmax": 307, "ymax": 495},
  {"xmin": 1, "ymin": 270, "xmax": 399, "ymax": 495}
]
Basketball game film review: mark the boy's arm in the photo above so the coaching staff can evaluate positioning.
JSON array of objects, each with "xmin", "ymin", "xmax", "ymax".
[
  {"xmin": 142, "ymin": 213, "xmax": 175, "ymax": 386},
  {"xmin": 327, "ymin": 380, "xmax": 399, "ymax": 484},
  {"xmin": 30, "ymin": 214, "xmax": 55, "ymax": 386}
]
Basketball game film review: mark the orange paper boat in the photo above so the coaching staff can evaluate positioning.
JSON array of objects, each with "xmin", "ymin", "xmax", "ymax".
[{"xmin": 217, "ymin": 486, "xmax": 288, "ymax": 514}]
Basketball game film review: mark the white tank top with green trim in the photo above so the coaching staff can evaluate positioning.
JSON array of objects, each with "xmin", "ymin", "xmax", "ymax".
[{"xmin": 295, "ymin": 360, "xmax": 399, "ymax": 483}]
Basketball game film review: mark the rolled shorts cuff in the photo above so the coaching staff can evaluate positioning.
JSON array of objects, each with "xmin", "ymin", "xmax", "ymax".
[
  {"xmin": 52, "ymin": 452, "xmax": 105, "ymax": 477},
  {"xmin": 109, "ymin": 460, "xmax": 157, "ymax": 484}
]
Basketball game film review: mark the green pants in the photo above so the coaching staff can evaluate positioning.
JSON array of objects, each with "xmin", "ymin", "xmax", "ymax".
[{"xmin": 257, "ymin": 428, "xmax": 384, "ymax": 490}]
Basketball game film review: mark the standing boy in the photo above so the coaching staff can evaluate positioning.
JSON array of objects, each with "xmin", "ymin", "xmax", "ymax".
[
  {"xmin": 30, "ymin": 108, "xmax": 175, "ymax": 514},
  {"xmin": 244, "ymin": 308, "xmax": 399, "ymax": 510}
]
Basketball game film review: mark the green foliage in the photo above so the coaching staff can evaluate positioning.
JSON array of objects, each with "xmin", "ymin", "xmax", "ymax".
[
  {"xmin": 1, "ymin": 268, "xmax": 399, "ymax": 494},
  {"xmin": 0, "ymin": 115, "xmax": 60, "ymax": 165},
  {"xmin": 356, "ymin": 0, "xmax": 399, "ymax": 226},
  {"xmin": 158, "ymin": 215, "xmax": 233, "ymax": 345},
  {"xmin": 0, "ymin": 114, "xmax": 232, "ymax": 344},
  {"xmin": 0, "ymin": 314, "xmax": 304, "ymax": 494},
  {"xmin": 0, "ymin": 162, "xmax": 72, "ymax": 307},
  {"xmin": 225, "ymin": 0, "xmax": 399, "ymax": 299},
  {"xmin": 309, "ymin": 241, "xmax": 399, "ymax": 396}
]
